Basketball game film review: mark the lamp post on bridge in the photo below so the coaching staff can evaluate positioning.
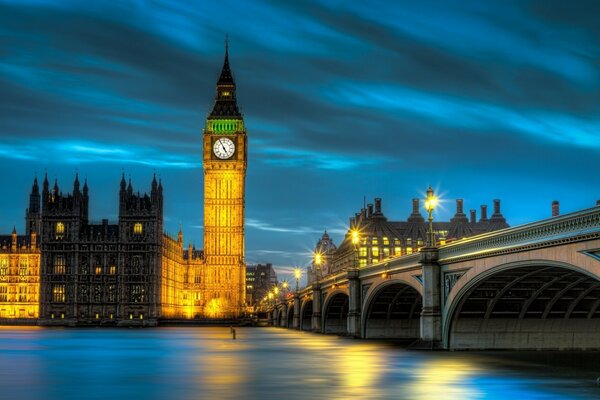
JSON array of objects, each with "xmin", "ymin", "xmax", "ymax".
[
  {"xmin": 292, "ymin": 268, "xmax": 302, "ymax": 329},
  {"xmin": 347, "ymin": 227, "xmax": 361, "ymax": 337},
  {"xmin": 420, "ymin": 185, "xmax": 442, "ymax": 348}
]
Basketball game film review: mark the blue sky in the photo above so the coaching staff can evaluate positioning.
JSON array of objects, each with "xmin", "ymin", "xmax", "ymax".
[{"xmin": 0, "ymin": 0, "xmax": 599, "ymax": 281}]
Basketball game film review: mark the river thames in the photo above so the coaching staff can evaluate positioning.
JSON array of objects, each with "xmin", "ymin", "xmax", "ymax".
[{"xmin": 0, "ymin": 326, "xmax": 599, "ymax": 399}]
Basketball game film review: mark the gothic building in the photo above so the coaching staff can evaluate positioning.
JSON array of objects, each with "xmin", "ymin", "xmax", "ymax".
[
  {"xmin": 0, "ymin": 45, "xmax": 249, "ymax": 325},
  {"xmin": 309, "ymin": 197, "xmax": 509, "ymax": 282},
  {"xmin": 0, "ymin": 227, "xmax": 40, "ymax": 320}
]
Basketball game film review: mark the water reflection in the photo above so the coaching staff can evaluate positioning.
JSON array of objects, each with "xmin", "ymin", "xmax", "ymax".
[{"xmin": 0, "ymin": 327, "xmax": 598, "ymax": 399}]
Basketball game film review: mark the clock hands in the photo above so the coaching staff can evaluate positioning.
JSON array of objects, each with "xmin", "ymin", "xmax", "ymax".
[{"xmin": 221, "ymin": 141, "xmax": 228, "ymax": 154}]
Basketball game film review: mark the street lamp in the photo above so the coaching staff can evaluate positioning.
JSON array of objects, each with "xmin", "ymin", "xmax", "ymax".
[
  {"xmin": 350, "ymin": 228, "xmax": 360, "ymax": 269},
  {"xmin": 424, "ymin": 186, "xmax": 438, "ymax": 247},
  {"xmin": 294, "ymin": 267, "xmax": 302, "ymax": 292},
  {"xmin": 282, "ymin": 281, "xmax": 289, "ymax": 290},
  {"xmin": 313, "ymin": 251, "xmax": 323, "ymax": 283}
]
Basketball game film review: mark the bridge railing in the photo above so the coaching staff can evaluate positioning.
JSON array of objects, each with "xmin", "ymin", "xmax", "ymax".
[{"xmin": 438, "ymin": 205, "xmax": 600, "ymax": 262}]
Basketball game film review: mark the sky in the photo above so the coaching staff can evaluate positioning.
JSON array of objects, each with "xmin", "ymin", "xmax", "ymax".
[{"xmin": 0, "ymin": 0, "xmax": 599, "ymax": 282}]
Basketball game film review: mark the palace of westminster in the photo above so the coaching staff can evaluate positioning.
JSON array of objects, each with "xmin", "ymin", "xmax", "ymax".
[{"xmin": 0, "ymin": 47, "xmax": 510, "ymax": 325}]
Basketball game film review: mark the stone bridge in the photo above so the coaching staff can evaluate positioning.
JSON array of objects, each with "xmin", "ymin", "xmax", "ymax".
[{"xmin": 270, "ymin": 205, "xmax": 600, "ymax": 350}]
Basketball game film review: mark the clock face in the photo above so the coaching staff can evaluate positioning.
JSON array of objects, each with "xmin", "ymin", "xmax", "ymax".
[{"xmin": 213, "ymin": 137, "xmax": 235, "ymax": 159}]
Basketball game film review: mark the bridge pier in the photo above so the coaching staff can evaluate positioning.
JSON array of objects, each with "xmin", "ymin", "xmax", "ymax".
[
  {"xmin": 419, "ymin": 247, "xmax": 442, "ymax": 348},
  {"xmin": 279, "ymin": 304, "xmax": 287, "ymax": 327},
  {"xmin": 312, "ymin": 287, "xmax": 322, "ymax": 332},
  {"xmin": 347, "ymin": 268, "xmax": 361, "ymax": 338},
  {"xmin": 292, "ymin": 294, "xmax": 300, "ymax": 329}
]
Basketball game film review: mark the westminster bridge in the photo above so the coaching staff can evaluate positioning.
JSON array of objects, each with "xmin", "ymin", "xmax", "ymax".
[{"xmin": 269, "ymin": 204, "xmax": 600, "ymax": 350}]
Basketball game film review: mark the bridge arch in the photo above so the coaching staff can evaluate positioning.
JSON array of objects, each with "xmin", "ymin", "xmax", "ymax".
[
  {"xmin": 276, "ymin": 307, "xmax": 283, "ymax": 327},
  {"xmin": 322, "ymin": 290, "xmax": 349, "ymax": 334},
  {"xmin": 300, "ymin": 299, "xmax": 313, "ymax": 331},
  {"xmin": 361, "ymin": 279, "xmax": 422, "ymax": 339},
  {"xmin": 286, "ymin": 302, "xmax": 294, "ymax": 328},
  {"xmin": 444, "ymin": 260, "xmax": 600, "ymax": 350}
]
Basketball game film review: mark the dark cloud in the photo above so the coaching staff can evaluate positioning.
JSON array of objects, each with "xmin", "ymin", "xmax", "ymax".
[{"xmin": 0, "ymin": 0, "xmax": 598, "ymax": 280}]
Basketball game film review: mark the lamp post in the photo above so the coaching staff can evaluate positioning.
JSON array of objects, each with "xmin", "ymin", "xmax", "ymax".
[
  {"xmin": 424, "ymin": 186, "xmax": 438, "ymax": 247},
  {"xmin": 350, "ymin": 228, "xmax": 360, "ymax": 269},
  {"xmin": 294, "ymin": 267, "xmax": 302, "ymax": 292},
  {"xmin": 313, "ymin": 251, "xmax": 323, "ymax": 283}
]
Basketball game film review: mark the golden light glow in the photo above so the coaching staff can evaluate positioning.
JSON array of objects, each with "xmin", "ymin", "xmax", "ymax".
[
  {"xmin": 406, "ymin": 359, "xmax": 480, "ymax": 399},
  {"xmin": 282, "ymin": 281, "xmax": 289, "ymax": 289},
  {"xmin": 133, "ymin": 223, "xmax": 143, "ymax": 234},
  {"xmin": 294, "ymin": 268, "xmax": 302, "ymax": 280},
  {"xmin": 205, "ymin": 298, "xmax": 227, "ymax": 319},
  {"xmin": 313, "ymin": 251, "xmax": 323, "ymax": 266},
  {"xmin": 351, "ymin": 229, "xmax": 360, "ymax": 246},
  {"xmin": 55, "ymin": 222, "xmax": 64, "ymax": 234},
  {"xmin": 424, "ymin": 186, "xmax": 438, "ymax": 212},
  {"xmin": 267, "ymin": 292, "xmax": 274, "ymax": 300},
  {"xmin": 273, "ymin": 286, "xmax": 279, "ymax": 295},
  {"xmin": 0, "ymin": 251, "xmax": 39, "ymax": 319}
]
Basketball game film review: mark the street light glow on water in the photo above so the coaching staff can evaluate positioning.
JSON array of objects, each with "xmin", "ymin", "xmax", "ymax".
[{"xmin": 0, "ymin": 326, "xmax": 598, "ymax": 399}]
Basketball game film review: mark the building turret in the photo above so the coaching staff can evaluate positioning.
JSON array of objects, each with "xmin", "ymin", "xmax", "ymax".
[
  {"xmin": 489, "ymin": 199, "xmax": 508, "ymax": 229},
  {"xmin": 26, "ymin": 176, "xmax": 41, "ymax": 235},
  {"xmin": 449, "ymin": 199, "xmax": 472, "ymax": 238}
]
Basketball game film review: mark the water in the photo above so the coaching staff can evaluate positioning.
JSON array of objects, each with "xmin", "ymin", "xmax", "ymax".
[{"xmin": 0, "ymin": 326, "xmax": 599, "ymax": 399}]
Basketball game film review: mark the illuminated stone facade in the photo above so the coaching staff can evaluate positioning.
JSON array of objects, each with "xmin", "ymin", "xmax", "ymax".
[
  {"xmin": 0, "ymin": 228, "xmax": 40, "ymax": 320},
  {"xmin": 309, "ymin": 197, "xmax": 509, "ymax": 282},
  {"xmin": 199, "ymin": 44, "xmax": 247, "ymax": 318},
  {"xmin": 0, "ymin": 47, "xmax": 248, "ymax": 325}
]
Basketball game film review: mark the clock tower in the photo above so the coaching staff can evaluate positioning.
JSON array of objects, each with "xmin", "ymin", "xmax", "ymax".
[{"xmin": 202, "ymin": 42, "xmax": 247, "ymax": 318}]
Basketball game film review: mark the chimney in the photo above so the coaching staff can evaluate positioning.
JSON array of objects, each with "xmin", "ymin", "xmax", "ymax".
[
  {"xmin": 374, "ymin": 198, "xmax": 382, "ymax": 214},
  {"xmin": 493, "ymin": 199, "xmax": 501, "ymax": 215},
  {"xmin": 470, "ymin": 209, "xmax": 476, "ymax": 224},
  {"xmin": 367, "ymin": 204, "xmax": 373, "ymax": 218},
  {"xmin": 360, "ymin": 208, "xmax": 366, "ymax": 220},
  {"xmin": 552, "ymin": 201, "xmax": 559, "ymax": 217},
  {"xmin": 480, "ymin": 205, "xmax": 488, "ymax": 221},
  {"xmin": 456, "ymin": 199, "xmax": 464, "ymax": 214},
  {"xmin": 412, "ymin": 198, "xmax": 419, "ymax": 214}
]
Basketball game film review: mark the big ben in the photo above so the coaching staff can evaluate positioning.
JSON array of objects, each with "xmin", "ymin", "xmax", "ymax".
[{"xmin": 202, "ymin": 41, "xmax": 247, "ymax": 318}]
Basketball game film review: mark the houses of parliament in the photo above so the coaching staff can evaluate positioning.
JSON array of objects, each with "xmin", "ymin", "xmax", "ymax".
[{"xmin": 0, "ymin": 46, "xmax": 247, "ymax": 325}]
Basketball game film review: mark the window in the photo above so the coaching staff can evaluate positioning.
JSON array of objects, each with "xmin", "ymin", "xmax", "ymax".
[
  {"xmin": 406, "ymin": 248, "xmax": 413, "ymax": 255},
  {"xmin": 372, "ymin": 237, "xmax": 379, "ymax": 245},
  {"xmin": 383, "ymin": 247, "xmax": 390, "ymax": 257},
  {"xmin": 95, "ymin": 266, "xmax": 102, "ymax": 275},
  {"xmin": 133, "ymin": 223, "xmax": 143, "ymax": 235},
  {"xmin": 417, "ymin": 238, "xmax": 423, "ymax": 246},
  {"xmin": 359, "ymin": 247, "xmax": 367, "ymax": 257},
  {"xmin": 132, "ymin": 256, "xmax": 141, "ymax": 274},
  {"xmin": 0, "ymin": 286, "xmax": 7, "ymax": 302},
  {"xmin": 54, "ymin": 255, "xmax": 66, "ymax": 274},
  {"xmin": 131, "ymin": 284, "xmax": 145, "ymax": 303},
  {"xmin": 19, "ymin": 259, "xmax": 28, "ymax": 277},
  {"xmin": 382, "ymin": 237, "xmax": 389, "ymax": 246},
  {"xmin": 52, "ymin": 284, "xmax": 65, "ymax": 303},
  {"xmin": 439, "ymin": 238, "xmax": 446, "ymax": 246},
  {"xmin": 372, "ymin": 247, "xmax": 379, "ymax": 258},
  {"xmin": 94, "ymin": 285, "xmax": 101, "ymax": 303},
  {"xmin": 359, "ymin": 259, "xmax": 367, "ymax": 268},
  {"xmin": 109, "ymin": 265, "xmax": 116, "ymax": 275},
  {"xmin": 394, "ymin": 246, "xmax": 401, "ymax": 255},
  {"xmin": 108, "ymin": 285, "xmax": 116, "ymax": 302},
  {"xmin": 56, "ymin": 222, "xmax": 65, "ymax": 239},
  {"xmin": 18, "ymin": 285, "xmax": 27, "ymax": 302},
  {"xmin": 0, "ymin": 258, "xmax": 8, "ymax": 278}
]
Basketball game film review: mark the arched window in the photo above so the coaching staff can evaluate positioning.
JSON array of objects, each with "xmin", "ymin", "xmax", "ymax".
[
  {"xmin": 56, "ymin": 222, "xmax": 65, "ymax": 239},
  {"xmin": 133, "ymin": 223, "xmax": 143, "ymax": 235}
]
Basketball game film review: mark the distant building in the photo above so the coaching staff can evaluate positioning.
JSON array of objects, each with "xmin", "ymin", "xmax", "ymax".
[
  {"xmin": 246, "ymin": 263, "xmax": 277, "ymax": 306},
  {"xmin": 309, "ymin": 197, "xmax": 509, "ymax": 282},
  {"xmin": 0, "ymin": 227, "xmax": 40, "ymax": 319}
]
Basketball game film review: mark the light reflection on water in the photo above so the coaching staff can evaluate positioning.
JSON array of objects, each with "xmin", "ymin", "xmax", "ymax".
[{"xmin": 0, "ymin": 326, "xmax": 598, "ymax": 399}]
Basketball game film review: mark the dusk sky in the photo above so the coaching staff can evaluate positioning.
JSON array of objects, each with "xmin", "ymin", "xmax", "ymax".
[{"xmin": 1, "ymin": 0, "xmax": 599, "ymax": 281}]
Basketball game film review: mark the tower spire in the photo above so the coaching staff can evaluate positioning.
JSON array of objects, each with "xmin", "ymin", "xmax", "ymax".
[{"xmin": 209, "ymin": 36, "xmax": 241, "ymax": 118}]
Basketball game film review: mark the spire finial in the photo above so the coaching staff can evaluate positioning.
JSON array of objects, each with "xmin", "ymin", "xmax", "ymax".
[{"xmin": 225, "ymin": 34, "xmax": 229, "ymax": 55}]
